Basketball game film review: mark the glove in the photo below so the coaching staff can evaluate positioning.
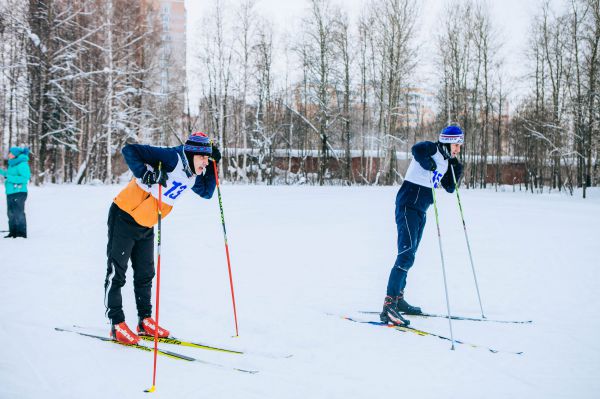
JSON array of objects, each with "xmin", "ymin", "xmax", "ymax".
[
  {"xmin": 448, "ymin": 158, "xmax": 463, "ymax": 178},
  {"xmin": 211, "ymin": 146, "xmax": 221, "ymax": 163},
  {"xmin": 419, "ymin": 157, "xmax": 437, "ymax": 172},
  {"xmin": 142, "ymin": 169, "xmax": 168, "ymax": 187}
]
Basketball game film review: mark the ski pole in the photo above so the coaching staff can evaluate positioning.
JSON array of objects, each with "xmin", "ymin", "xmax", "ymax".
[
  {"xmin": 145, "ymin": 162, "xmax": 163, "ymax": 393},
  {"xmin": 431, "ymin": 176, "xmax": 456, "ymax": 350},
  {"xmin": 450, "ymin": 164, "xmax": 485, "ymax": 318},
  {"xmin": 212, "ymin": 160, "xmax": 240, "ymax": 337}
]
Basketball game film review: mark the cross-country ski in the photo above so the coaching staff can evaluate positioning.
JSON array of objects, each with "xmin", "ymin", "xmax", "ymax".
[
  {"xmin": 358, "ymin": 310, "xmax": 533, "ymax": 324},
  {"xmin": 55, "ymin": 327, "xmax": 258, "ymax": 373},
  {"xmin": 337, "ymin": 316, "xmax": 524, "ymax": 355}
]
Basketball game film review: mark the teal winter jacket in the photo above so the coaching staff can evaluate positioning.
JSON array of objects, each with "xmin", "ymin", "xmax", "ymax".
[{"xmin": 0, "ymin": 147, "xmax": 31, "ymax": 195}]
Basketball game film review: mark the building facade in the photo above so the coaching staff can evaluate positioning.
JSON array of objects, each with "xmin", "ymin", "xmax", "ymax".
[{"xmin": 142, "ymin": 0, "xmax": 187, "ymax": 144}]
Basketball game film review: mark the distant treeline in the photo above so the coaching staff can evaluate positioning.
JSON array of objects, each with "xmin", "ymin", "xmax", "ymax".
[{"xmin": 1, "ymin": 0, "xmax": 598, "ymax": 197}]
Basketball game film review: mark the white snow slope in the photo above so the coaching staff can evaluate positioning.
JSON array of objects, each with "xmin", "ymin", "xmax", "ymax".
[{"xmin": 0, "ymin": 184, "xmax": 598, "ymax": 399}]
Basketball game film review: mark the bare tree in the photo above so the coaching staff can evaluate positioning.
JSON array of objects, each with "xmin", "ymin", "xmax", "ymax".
[
  {"xmin": 581, "ymin": 0, "xmax": 600, "ymax": 196},
  {"xmin": 369, "ymin": 0, "xmax": 418, "ymax": 185},
  {"xmin": 252, "ymin": 23, "xmax": 275, "ymax": 184},
  {"xmin": 334, "ymin": 9, "xmax": 353, "ymax": 183},
  {"xmin": 436, "ymin": 0, "xmax": 505, "ymax": 188},
  {"xmin": 0, "ymin": 0, "xmax": 161, "ymax": 184},
  {"xmin": 232, "ymin": 0, "xmax": 256, "ymax": 183},
  {"xmin": 198, "ymin": 0, "xmax": 233, "ymax": 180}
]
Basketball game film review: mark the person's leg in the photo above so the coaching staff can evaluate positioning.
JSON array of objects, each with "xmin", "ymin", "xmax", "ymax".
[
  {"xmin": 6, "ymin": 194, "xmax": 16, "ymax": 237},
  {"xmin": 104, "ymin": 204, "xmax": 135, "ymax": 325},
  {"xmin": 131, "ymin": 227, "xmax": 170, "ymax": 337},
  {"xmin": 415, "ymin": 211, "xmax": 427, "ymax": 250},
  {"xmin": 13, "ymin": 192, "xmax": 27, "ymax": 238},
  {"xmin": 130, "ymin": 227, "xmax": 155, "ymax": 321},
  {"xmin": 386, "ymin": 206, "xmax": 423, "ymax": 297},
  {"xmin": 395, "ymin": 210, "xmax": 427, "ymax": 313},
  {"xmin": 381, "ymin": 205, "xmax": 423, "ymax": 325}
]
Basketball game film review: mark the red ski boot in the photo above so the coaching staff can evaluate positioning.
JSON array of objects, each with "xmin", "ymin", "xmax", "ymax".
[
  {"xmin": 110, "ymin": 322, "xmax": 140, "ymax": 345},
  {"xmin": 137, "ymin": 317, "xmax": 170, "ymax": 338}
]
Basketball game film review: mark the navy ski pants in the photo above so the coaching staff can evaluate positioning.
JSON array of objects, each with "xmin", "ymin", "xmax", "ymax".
[
  {"xmin": 386, "ymin": 205, "xmax": 427, "ymax": 297},
  {"xmin": 6, "ymin": 192, "xmax": 27, "ymax": 238},
  {"xmin": 104, "ymin": 203, "xmax": 155, "ymax": 325}
]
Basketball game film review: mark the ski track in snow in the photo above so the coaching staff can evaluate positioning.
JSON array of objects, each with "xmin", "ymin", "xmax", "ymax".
[{"xmin": 0, "ymin": 184, "xmax": 599, "ymax": 398}]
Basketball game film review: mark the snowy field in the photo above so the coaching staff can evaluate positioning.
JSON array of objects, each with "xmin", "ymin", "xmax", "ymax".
[{"xmin": 0, "ymin": 183, "xmax": 598, "ymax": 399}]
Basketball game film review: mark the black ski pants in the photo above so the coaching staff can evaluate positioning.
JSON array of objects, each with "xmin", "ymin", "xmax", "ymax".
[
  {"xmin": 104, "ymin": 203, "xmax": 155, "ymax": 325},
  {"xmin": 6, "ymin": 192, "xmax": 27, "ymax": 238}
]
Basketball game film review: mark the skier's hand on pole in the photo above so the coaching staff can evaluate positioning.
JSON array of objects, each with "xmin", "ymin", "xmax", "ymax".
[
  {"xmin": 448, "ymin": 158, "xmax": 463, "ymax": 185},
  {"xmin": 210, "ymin": 145, "xmax": 221, "ymax": 164},
  {"xmin": 142, "ymin": 169, "xmax": 168, "ymax": 188}
]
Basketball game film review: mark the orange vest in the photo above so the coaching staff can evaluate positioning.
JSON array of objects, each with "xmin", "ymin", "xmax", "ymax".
[{"xmin": 113, "ymin": 179, "xmax": 173, "ymax": 227}]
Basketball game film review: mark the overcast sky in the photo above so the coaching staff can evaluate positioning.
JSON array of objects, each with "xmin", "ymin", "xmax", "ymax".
[{"xmin": 184, "ymin": 0, "xmax": 564, "ymax": 106}]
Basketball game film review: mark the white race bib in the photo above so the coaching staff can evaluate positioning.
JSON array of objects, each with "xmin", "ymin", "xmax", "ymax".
[
  {"xmin": 404, "ymin": 149, "xmax": 448, "ymax": 188},
  {"xmin": 135, "ymin": 157, "xmax": 196, "ymax": 206}
]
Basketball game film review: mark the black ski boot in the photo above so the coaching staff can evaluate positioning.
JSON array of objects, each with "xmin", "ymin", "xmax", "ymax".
[
  {"xmin": 396, "ymin": 294, "xmax": 422, "ymax": 315},
  {"xmin": 380, "ymin": 296, "xmax": 410, "ymax": 326}
]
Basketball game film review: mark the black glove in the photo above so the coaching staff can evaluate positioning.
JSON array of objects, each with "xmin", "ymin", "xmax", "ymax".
[
  {"xmin": 448, "ymin": 158, "xmax": 463, "ymax": 178},
  {"xmin": 211, "ymin": 146, "xmax": 221, "ymax": 163},
  {"xmin": 142, "ymin": 169, "xmax": 168, "ymax": 187},
  {"xmin": 419, "ymin": 157, "xmax": 437, "ymax": 172}
]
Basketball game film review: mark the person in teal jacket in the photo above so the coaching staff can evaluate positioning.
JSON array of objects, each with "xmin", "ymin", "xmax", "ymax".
[{"xmin": 0, "ymin": 147, "xmax": 31, "ymax": 238}]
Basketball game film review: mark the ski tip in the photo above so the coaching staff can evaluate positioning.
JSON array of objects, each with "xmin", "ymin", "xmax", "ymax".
[
  {"xmin": 236, "ymin": 368, "xmax": 259, "ymax": 374},
  {"xmin": 144, "ymin": 386, "xmax": 156, "ymax": 393}
]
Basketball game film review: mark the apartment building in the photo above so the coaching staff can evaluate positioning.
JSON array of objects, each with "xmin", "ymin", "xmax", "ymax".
[{"xmin": 144, "ymin": 0, "xmax": 186, "ymax": 104}]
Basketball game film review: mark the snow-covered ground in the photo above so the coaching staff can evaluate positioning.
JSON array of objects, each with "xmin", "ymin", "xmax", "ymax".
[{"xmin": 0, "ymin": 183, "xmax": 598, "ymax": 399}]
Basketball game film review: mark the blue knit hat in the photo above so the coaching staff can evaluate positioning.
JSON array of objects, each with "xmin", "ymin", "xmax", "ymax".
[
  {"xmin": 184, "ymin": 132, "xmax": 212, "ymax": 155},
  {"xmin": 439, "ymin": 125, "xmax": 464, "ymax": 144}
]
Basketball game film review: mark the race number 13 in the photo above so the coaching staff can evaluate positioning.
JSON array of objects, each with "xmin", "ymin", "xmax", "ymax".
[{"xmin": 164, "ymin": 181, "xmax": 187, "ymax": 199}]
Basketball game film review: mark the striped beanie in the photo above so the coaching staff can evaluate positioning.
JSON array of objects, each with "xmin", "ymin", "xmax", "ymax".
[
  {"xmin": 184, "ymin": 132, "xmax": 212, "ymax": 155},
  {"xmin": 439, "ymin": 125, "xmax": 464, "ymax": 144}
]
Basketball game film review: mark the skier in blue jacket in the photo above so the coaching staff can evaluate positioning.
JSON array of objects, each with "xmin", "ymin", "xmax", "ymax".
[
  {"xmin": 380, "ymin": 125, "xmax": 464, "ymax": 326},
  {"xmin": 104, "ymin": 132, "xmax": 220, "ymax": 344},
  {"xmin": 0, "ymin": 147, "xmax": 31, "ymax": 238}
]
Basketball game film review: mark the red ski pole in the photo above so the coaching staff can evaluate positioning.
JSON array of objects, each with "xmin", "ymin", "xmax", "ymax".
[
  {"xmin": 145, "ymin": 163, "xmax": 163, "ymax": 393},
  {"xmin": 212, "ymin": 160, "xmax": 239, "ymax": 337}
]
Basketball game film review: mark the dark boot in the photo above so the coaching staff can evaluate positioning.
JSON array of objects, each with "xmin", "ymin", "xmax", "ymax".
[
  {"xmin": 380, "ymin": 296, "xmax": 410, "ymax": 326},
  {"xmin": 396, "ymin": 294, "xmax": 422, "ymax": 315}
]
